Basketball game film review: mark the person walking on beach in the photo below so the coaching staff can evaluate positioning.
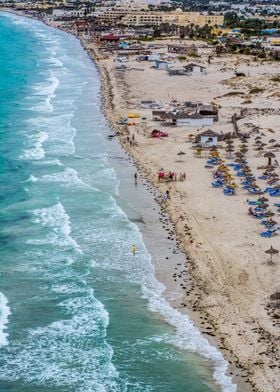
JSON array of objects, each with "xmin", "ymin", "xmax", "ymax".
[
  {"xmin": 134, "ymin": 172, "xmax": 138, "ymax": 185},
  {"xmin": 132, "ymin": 244, "xmax": 137, "ymax": 255}
]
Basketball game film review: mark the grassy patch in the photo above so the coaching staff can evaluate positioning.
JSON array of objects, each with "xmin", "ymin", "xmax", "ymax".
[
  {"xmin": 223, "ymin": 91, "xmax": 245, "ymax": 97},
  {"xmin": 177, "ymin": 55, "xmax": 187, "ymax": 62},
  {"xmin": 271, "ymin": 75, "xmax": 280, "ymax": 83},
  {"xmin": 249, "ymin": 87, "xmax": 265, "ymax": 94}
]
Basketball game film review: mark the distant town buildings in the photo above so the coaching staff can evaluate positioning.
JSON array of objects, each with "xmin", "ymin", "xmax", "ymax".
[{"xmin": 93, "ymin": 4, "xmax": 224, "ymax": 27}]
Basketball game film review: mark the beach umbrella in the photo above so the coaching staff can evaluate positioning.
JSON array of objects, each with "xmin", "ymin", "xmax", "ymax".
[
  {"xmin": 265, "ymin": 246, "xmax": 279, "ymax": 264},
  {"xmin": 264, "ymin": 151, "xmax": 275, "ymax": 158},
  {"xmin": 263, "ymin": 211, "xmax": 275, "ymax": 218},
  {"xmin": 255, "ymin": 136, "xmax": 262, "ymax": 140},
  {"xmin": 263, "ymin": 165, "xmax": 275, "ymax": 171},
  {"xmin": 258, "ymin": 196, "xmax": 269, "ymax": 203},
  {"xmin": 257, "ymin": 203, "xmax": 269, "ymax": 209},
  {"xmin": 264, "ymin": 151, "xmax": 275, "ymax": 166},
  {"xmin": 177, "ymin": 151, "xmax": 186, "ymax": 162},
  {"xmin": 263, "ymin": 169, "xmax": 275, "ymax": 176},
  {"xmin": 269, "ymin": 138, "xmax": 276, "ymax": 146},
  {"xmin": 270, "ymin": 292, "xmax": 280, "ymax": 303},
  {"xmin": 273, "ymin": 143, "xmax": 280, "ymax": 148},
  {"xmin": 265, "ymin": 219, "xmax": 277, "ymax": 226}
]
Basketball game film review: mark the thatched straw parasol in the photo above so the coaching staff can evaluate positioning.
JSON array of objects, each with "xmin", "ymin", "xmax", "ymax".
[
  {"xmin": 264, "ymin": 152, "xmax": 276, "ymax": 158},
  {"xmin": 177, "ymin": 151, "xmax": 186, "ymax": 162},
  {"xmin": 264, "ymin": 151, "xmax": 275, "ymax": 166},
  {"xmin": 263, "ymin": 211, "xmax": 275, "ymax": 218},
  {"xmin": 265, "ymin": 246, "xmax": 279, "ymax": 264},
  {"xmin": 258, "ymin": 196, "xmax": 269, "ymax": 203},
  {"xmin": 270, "ymin": 292, "xmax": 280, "ymax": 302},
  {"xmin": 258, "ymin": 203, "xmax": 269, "ymax": 209},
  {"xmin": 265, "ymin": 219, "xmax": 277, "ymax": 226}
]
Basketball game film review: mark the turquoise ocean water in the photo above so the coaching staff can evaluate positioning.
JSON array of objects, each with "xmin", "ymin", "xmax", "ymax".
[{"xmin": 0, "ymin": 13, "xmax": 236, "ymax": 392}]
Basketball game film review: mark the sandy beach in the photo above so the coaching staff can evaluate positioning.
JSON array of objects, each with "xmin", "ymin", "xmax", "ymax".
[
  {"xmin": 88, "ymin": 38, "xmax": 280, "ymax": 392},
  {"xmin": 2, "ymin": 8, "xmax": 279, "ymax": 391}
]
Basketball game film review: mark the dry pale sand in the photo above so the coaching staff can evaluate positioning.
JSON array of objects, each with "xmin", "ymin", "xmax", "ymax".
[{"xmin": 92, "ymin": 39, "xmax": 280, "ymax": 392}]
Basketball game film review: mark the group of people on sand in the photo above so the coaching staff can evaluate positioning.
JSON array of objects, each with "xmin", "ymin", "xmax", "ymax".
[
  {"xmin": 158, "ymin": 171, "xmax": 186, "ymax": 182},
  {"xmin": 126, "ymin": 134, "xmax": 136, "ymax": 147}
]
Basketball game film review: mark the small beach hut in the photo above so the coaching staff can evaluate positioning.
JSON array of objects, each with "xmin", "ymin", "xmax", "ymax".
[
  {"xmin": 184, "ymin": 63, "xmax": 206, "ymax": 74},
  {"xmin": 154, "ymin": 60, "xmax": 169, "ymax": 70},
  {"xmin": 198, "ymin": 130, "xmax": 219, "ymax": 147}
]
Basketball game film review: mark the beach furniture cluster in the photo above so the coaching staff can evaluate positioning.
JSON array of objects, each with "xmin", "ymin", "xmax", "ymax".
[
  {"xmin": 206, "ymin": 150, "xmax": 237, "ymax": 196},
  {"xmin": 158, "ymin": 170, "xmax": 186, "ymax": 182},
  {"xmin": 203, "ymin": 134, "xmax": 279, "ymax": 238}
]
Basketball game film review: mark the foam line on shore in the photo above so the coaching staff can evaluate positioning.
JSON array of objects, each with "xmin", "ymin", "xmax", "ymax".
[{"xmin": 0, "ymin": 292, "xmax": 11, "ymax": 347}]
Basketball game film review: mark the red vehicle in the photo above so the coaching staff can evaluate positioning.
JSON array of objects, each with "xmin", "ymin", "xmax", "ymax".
[{"xmin": 151, "ymin": 129, "xmax": 168, "ymax": 138}]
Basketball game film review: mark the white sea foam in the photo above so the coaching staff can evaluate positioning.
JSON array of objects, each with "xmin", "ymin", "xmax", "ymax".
[
  {"xmin": 43, "ymin": 56, "xmax": 63, "ymax": 68},
  {"xmin": 0, "ymin": 288, "xmax": 120, "ymax": 391},
  {"xmin": 92, "ymin": 199, "xmax": 236, "ymax": 392},
  {"xmin": 21, "ymin": 131, "xmax": 48, "ymax": 161},
  {"xmin": 25, "ymin": 175, "xmax": 38, "ymax": 182},
  {"xmin": 143, "ymin": 280, "xmax": 236, "ymax": 392},
  {"xmin": 30, "ymin": 75, "xmax": 59, "ymax": 113},
  {"xmin": 34, "ymin": 158, "xmax": 63, "ymax": 166},
  {"xmin": 28, "ymin": 202, "xmax": 82, "ymax": 253},
  {"xmin": 40, "ymin": 167, "xmax": 94, "ymax": 190},
  {"xmin": 27, "ymin": 113, "xmax": 76, "ymax": 155},
  {"xmin": 0, "ymin": 292, "xmax": 11, "ymax": 347}
]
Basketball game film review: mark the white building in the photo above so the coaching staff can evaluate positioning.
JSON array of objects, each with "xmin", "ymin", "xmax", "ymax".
[
  {"xmin": 176, "ymin": 113, "xmax": 213, "ymax": 127},
  {"xmin": 198, "ymin": 129, "xmax": 219, "ymax": 146},
  {"xmin": 184, "ymin": 63, "xmax": 206, "ymax": 74}
]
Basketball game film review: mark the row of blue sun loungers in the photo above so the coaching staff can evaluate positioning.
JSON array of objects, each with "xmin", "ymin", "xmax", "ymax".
[
  {"xmin": 247, "ymin": 200, "xmax": 279, "ymax": 237},
  {"xmin": 264, "ymin": 187, "xmax": 280, "ymax": 197},
  {"xmin": 208, "ymin": 157, "xmax": 279, "ymax": 237},
  {"xmin": 208, "ymin": 158, "xmax": 236, "ymax": 196}
]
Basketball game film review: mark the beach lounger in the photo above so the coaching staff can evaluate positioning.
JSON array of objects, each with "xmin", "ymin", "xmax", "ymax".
[
  {"xmin": 212, "ymin": 181, "xmax": 224, "ymax": 188},
  {"xmin": 261, "ymin": 229, "xmax": 278, "ymax": 238}
]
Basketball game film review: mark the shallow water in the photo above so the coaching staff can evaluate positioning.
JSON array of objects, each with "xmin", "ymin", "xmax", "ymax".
[{"xmin": 0, "ymin": 13, "xmax": 236, "ymax": 392}]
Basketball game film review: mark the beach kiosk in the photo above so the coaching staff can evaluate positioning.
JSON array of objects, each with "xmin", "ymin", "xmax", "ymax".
[
  {"xmin": 198, "ymin": 129, "xmax": 219, "ymax": 147},
  {"xmin": 154, "ymin": 60, "xmax": 170, "ymax": 70}
]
